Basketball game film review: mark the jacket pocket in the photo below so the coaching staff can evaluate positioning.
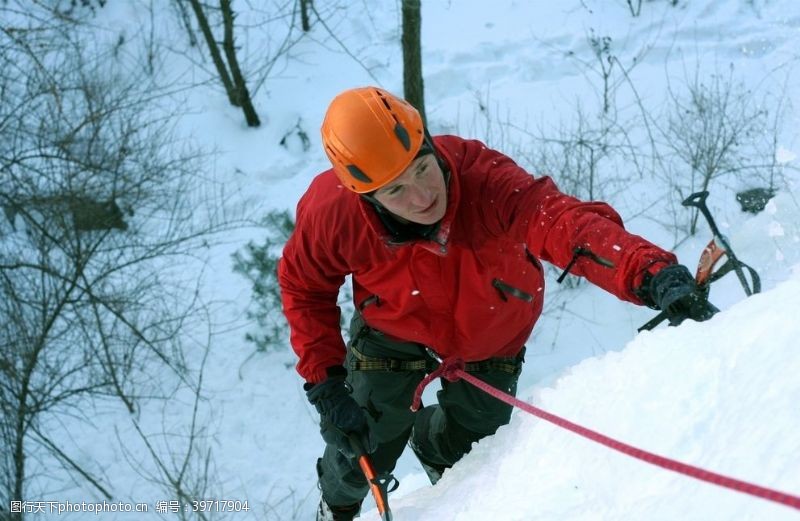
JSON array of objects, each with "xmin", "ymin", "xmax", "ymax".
[
  {"xmin": 358, "ymin": 294, "xmax": 382, "ymax": 311},
  {"xmin": 492, "ymin": 278, "xmax": 534, "ymax": 303}
]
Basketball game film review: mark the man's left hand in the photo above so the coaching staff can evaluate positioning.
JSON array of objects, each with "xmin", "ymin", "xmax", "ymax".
[{"xmin": 647, "ymin": 264, "xmax": 718, "ymax": 326}]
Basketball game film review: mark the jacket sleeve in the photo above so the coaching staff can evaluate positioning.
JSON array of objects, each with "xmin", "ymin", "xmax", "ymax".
[
  {"xmin": 278, "ymin": 188, "xmax": 349, "ymax": 384},
  {"xmin": 454, "ymin": 138, "xmax": 676, "ymax": 304}
]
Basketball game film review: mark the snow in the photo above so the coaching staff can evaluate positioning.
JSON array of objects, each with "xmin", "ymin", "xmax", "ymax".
[
  {"xmin": 777, "ymin": 146, "xmax": 797, "ymax": 165},
  {"xmin": 378, "ymin": 268, "xmax": 800, "ymax": 520},
  {"xmin": 16, "ymin": 0, "xmax": 800, "ymax": 520}
]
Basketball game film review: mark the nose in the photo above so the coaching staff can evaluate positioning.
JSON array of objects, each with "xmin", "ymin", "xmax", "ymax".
[{"xmin": 407, "ymin": 184, "xmax": 434, "ymax": 209}]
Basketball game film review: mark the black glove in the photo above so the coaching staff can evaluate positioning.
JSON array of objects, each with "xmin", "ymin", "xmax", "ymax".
[
  {"xmin": 646, "ymin": 264, "xmax": 718, "ymax": 326},
  {"xmin": 305, "ymin": 368, "xmax": 375, "ymax": 458}
]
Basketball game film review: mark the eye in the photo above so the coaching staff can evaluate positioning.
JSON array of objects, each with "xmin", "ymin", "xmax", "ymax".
[
  {"xmin": 415, "ymin": 166, "xmax": 428, "ymax": 178},
  {"xmin": 385, "ymin": 185, "xmax": 404, "ymax": 197}
]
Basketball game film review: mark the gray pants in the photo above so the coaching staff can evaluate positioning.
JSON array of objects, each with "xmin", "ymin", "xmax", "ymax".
[{"xmin": 317, "ymin": 313, "xmax": 524, "ymax": 507}]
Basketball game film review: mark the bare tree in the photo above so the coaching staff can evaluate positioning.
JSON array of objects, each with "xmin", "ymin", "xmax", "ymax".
[
  {"xmin": 528, "ymin": 107, "xmax": 610, "ymax": 201},
  {"xmin": 0, "ymin": 5, "xmax": 236, "ymax": 516},
  {"xmin": 587, "ymin": 32, "xmax": 616, "ymax": 116},
  {"xmin": 626, "ymin": 0, "xmax": 642, "ymax": 17},
  {"xmin": 660, "ymin": 66, "xmax": 768, "ymax": 233},
  {"xmin": 118, "ymin": 335, "xmax": 220, "ymax": 521},
  {"xmin": 301, "ymin": 2, "xmax": 384, "ymax": 84},
  {"xmin": 622, "ymin": 0, "xmax": 680, "ymax": 18},
  {"xmin": 186, "ymin": 0, "xmax": 261, "ymax": 127}
]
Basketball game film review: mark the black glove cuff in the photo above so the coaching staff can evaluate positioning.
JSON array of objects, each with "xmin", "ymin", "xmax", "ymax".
[
  {"xmin": 326, "ymin": 365, "xmax": 347, "ymax": 378},
  {"xmin": 635, "ymin": 271, "xmax": 659, "ymax": 309},
  {"xmin": 305, "ymin": 367, "xmax": 351, "ymax": 412},
  {"xmin": 303, "ymin": 366, "xmax": 347, "ymax": 392},
  {"xmin": 648, "ymin": 264, "xmax": 696, "ymax": 311}
]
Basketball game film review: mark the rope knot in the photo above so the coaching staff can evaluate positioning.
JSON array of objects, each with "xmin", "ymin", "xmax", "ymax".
[
  {"xmin": 410, "ymin": 357, "xmax": 465, "ymax": 412},
  {"xmin": 440, "ymin": 357, "xmax": 465, "ymax": 382}
]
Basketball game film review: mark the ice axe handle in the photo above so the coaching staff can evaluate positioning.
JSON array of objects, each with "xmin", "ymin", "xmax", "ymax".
[
  {"xmin": 681, "ymin": 190, "xmax": 710, "ymax": 209},
  {"xmin": 348, "ymin": 435, "xmax": 366, "ymax": 457},
  {"xmin": 682, "ymin": 191, "xmax": 724, "ymax": 238},
  {"xmin": 348, "ymin": 435, "xmax": 394, "ymax": 521}
]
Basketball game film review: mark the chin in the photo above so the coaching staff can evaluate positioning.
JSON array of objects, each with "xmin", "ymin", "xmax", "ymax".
[
  {"xmin": 415, "ymin": 204, "xmax": 446, "ymax": 224},
  {"xmin": 412, "ymin": 215, "xmax": 439, "ymax": 225}
]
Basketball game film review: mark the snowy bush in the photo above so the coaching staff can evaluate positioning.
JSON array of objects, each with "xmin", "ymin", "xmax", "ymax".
[{"xmin": 231, "ymin": 210, "xmax": 296, "ymax": 352}]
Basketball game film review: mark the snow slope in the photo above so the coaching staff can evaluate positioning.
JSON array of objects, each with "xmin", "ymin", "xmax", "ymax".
[
  {"xmin": 353, "ymin": 189, "xmax": 800, "ymax": 521},
  {"xmin": 374, "ymin": 266, "xmax": 800, "ymax": 521}
]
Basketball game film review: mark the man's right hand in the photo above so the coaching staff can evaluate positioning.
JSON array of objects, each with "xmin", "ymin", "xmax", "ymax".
[{"xmin": 305, "ymin": 368, "xmax": 375, "ymax": 458}]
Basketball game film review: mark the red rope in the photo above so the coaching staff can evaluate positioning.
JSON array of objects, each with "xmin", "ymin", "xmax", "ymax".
[
  {"xmin": 410, "ymin": 357, "xmax": 464, "ymax": 412},
  {"xmin": 410, "ymin": 358, "xmax": 800, "ymax": 511}
]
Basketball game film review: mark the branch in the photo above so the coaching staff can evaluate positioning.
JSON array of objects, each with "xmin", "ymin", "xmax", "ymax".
[
  {"xmin": 309, "ymin": 2, "xmax": 381, "ymax": 84},
  {"xmin": 29, "ymin": 425, "xmax": 113, "ymax": 500}
]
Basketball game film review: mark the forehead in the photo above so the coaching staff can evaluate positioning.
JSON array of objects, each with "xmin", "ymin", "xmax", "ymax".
[{"xmin": 381, "ymin": 155, "xmax": 431, "ymax": 189}]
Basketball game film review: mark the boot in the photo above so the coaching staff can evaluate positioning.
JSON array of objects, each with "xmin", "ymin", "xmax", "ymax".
[
  {"xmin": 316, "ymin": 497, "xmax": 361, "ymax": 521},
  {"xmin": 408, "ymin": 422, "xmax": 447, "ymax": 485}
]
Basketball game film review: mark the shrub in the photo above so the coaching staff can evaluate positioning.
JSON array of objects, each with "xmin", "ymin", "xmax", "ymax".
[{"xmin": 232, "ymin": 210, "xmax": 295, "ymax": 351}]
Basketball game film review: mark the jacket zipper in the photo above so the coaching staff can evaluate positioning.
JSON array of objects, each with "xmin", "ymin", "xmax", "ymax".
[{"xmin": 556, "ymin": 246, "xmax": 615, "ymax": 284}]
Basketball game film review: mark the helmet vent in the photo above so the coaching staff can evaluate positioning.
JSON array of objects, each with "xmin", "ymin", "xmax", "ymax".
[
  {"xmin": 393, "ymin": 123, "xmax": 411, "ymax": 151},
  {"xmin": 347, "ymin": 164, "xmax": 372, "ymax": 183}
]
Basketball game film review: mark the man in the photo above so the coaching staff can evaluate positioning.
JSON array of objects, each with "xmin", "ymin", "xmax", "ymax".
[{"xmin": 278, "ymin": 86, "xmax": 715, "ymax": 520}]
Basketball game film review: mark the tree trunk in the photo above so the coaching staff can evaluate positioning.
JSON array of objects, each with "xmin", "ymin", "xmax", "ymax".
[
  {"xmin": 187, "ymin": 0, "xmax": 261, "ymax": 126},
  {"xmin": 187, "ymin": 0, "xmax": 237, "ymax": 105},
  {"xmin": 220, "ymin": 0, "xmax": 261, "ymax": 127},
  {"xmin": 401, "ymin": 0, "xmax": 426, "ymax": 126},
  {"xmin": 13, "ymin": 399, "xmax": 26, "ymax": 520},
  {"xmin": 300, "ymin": 0, "xmax": 311, "ymax": 32}
]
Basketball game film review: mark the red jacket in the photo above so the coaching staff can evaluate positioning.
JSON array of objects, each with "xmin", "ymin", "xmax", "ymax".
[{"xmin": 279, "ymin": 136, "xmax": 675, "ymax": 383}]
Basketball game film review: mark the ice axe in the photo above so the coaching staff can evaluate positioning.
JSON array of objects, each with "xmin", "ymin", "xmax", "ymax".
[
  {"xmin": 638, "ymin": 190, "xmax": 760, "ymax": 331},
  {"xmin": 348, "ymin": 435, "xmax": 397, "ymax": 521},
  {"xmin": 682, "ymin": 191, "xmax": 760, "ymax": 296}
]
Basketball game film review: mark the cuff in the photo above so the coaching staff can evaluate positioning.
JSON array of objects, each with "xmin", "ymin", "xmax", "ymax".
[
  {"xmin": 304, "ymin": 365, "xmax": 347, "ymax": 388},
  {"xmin": 633, "ymin": 259, "xmax": 676, "ymax": 308}
]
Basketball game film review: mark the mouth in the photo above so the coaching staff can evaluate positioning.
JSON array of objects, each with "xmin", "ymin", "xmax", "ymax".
[{"xmin": 418, "ymin": 197, "xmax": 438, "ymax": 214}]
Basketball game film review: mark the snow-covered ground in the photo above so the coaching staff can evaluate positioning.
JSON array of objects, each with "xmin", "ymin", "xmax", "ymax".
[{"xmin": 17, "ymin": 0, "xmax": 800, "ymax": 520}]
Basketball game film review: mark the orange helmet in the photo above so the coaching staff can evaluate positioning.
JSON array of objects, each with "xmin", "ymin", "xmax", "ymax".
[{"xmin": 321, "ymin": 87, "xmax": 425, "ymax": 193}]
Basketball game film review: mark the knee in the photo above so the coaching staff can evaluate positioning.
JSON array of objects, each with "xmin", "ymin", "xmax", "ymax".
[
  {"xmin": 438, "ymin": 390, "xmax": 514, "ymax": 435},
  {"xmin": 363, "ymin": 398, "xmax": 416, "ymax": 443},
  {"xmin": 317, "ymin": 454, "xmax": 368, "ymax": 502}
]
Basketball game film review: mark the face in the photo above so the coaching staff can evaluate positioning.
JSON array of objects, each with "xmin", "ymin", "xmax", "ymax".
[{"xmin": 373, "ymin": 154, "xmax": 447, "ymax": 225}]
